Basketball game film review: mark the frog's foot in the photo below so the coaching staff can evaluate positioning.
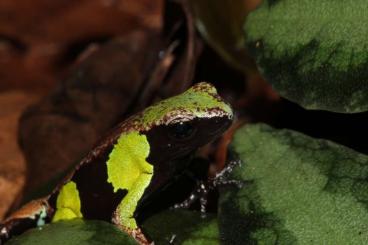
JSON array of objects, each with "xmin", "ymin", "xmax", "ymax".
[
  {"xmin": 173, "ymin": 159, "xmax": 244, "ymax": 218},
  {"xmin": 211, "ymin": 159, "xmax": 244, "ymax": 188},
  {"xmin": 118, "ymin": 225, "xmax": 152, "ymax": 245},
  {"xmin": 173, "ymin": 180, "xmax": 209, "ymax": 217}
]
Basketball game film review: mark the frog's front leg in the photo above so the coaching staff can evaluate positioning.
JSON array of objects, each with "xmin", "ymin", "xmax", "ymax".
[
  {"xmin": 173, "ymin": 158, "xmax": 243, "ymax": 217},
  {"xmin": 107, "ymin": 131, "xmax": 154, "ymax": 244},
  {"xmin": 112, "ymin": 173, "xmax": 153, "ymax": 245}
]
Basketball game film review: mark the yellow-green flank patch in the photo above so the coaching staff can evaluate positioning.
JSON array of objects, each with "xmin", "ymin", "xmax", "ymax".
[
  {"xmin": 52, "ymin": 181, "xmax": 83, "ymax": 222},
  {"xmin": 107, "ymin": 131, "xmax": 153, "ymax": 229}
]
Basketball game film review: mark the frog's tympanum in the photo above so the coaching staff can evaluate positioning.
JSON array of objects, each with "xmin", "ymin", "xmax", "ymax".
[{"xmin": 0, "ymin": 82, "xmax": 233, "ymax": 244}]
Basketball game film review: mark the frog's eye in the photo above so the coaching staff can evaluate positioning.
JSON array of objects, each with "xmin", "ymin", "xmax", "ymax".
[{"xmin": 167, "ymin": 121, "xmax": 196, "ymax": 140}]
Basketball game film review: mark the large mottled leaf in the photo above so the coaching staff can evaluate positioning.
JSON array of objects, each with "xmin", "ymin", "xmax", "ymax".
[
  {"xmin": 7, "ymin": 219, "xmax": 137, "ymax": 245},
  {"xmin": 142, "ymin": 210, "xmax": 219, "ymax": 245},
  {"xmin": 219, "ymin": 123, "xmax": 368, "ymax": 244},
  {"xmin": 245, "ymin": 0, "xmax": 368, "ymax": 113}
]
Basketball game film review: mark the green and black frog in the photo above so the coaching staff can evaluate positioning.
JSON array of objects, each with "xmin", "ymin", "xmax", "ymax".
[{"xmin": 0, "ymin": 82, "xmax": 233, "ymax": 244}]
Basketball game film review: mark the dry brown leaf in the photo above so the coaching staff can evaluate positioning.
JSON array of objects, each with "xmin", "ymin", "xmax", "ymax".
[
  {"xmin": 0, "ymin": 0, "xmax": 163, "ymax": 92},
  {"xmin": 0, "ymin": 91, "xmax": 38, "ymax": 219}
]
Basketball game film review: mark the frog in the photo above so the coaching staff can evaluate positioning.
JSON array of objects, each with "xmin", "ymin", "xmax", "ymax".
[{"xmin": 0, "ymin": 82, "xmax": 233, "ymax": 244}]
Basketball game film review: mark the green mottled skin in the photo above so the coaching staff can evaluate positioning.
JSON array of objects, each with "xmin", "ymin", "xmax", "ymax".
[
  {"xmin": 141, "ymin": 82, "xmax": 232, "ymax": 128},
  {"xmin": 118, "ymin": 82, "xmax": 233, "ymax": 133}
]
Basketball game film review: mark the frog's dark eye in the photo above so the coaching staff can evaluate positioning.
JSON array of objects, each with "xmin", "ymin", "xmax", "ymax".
[{"xmin": 167, "ymin": 121, "xmax": 196, "ymax": 140}]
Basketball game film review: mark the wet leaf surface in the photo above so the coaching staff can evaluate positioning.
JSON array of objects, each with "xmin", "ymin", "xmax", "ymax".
[
  {"xmin": 219, "ymin": 123, "xmax": 368, "ymax": 244},
  {"xmin": 245, "ymin": 0, "xmax": 368, "ymax": 113},
  {"xmin": 142, "ymin": 210, "xmax": 219, "ymax": 245},
  {"xmin": 7, "ymin": 219, "xmax": 137, "ymax": 245}
]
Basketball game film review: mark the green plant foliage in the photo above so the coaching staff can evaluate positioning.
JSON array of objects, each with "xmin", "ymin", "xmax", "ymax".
[
  {"xmin": 189, "ymin": 0, "xmax": 254, "ymax": 72},
  {"xmin": 7, "ymin": 219, "xmax": 137, "ymax": 245},
  {"xmin": 219, "ymin": 123, "xmax": 368, "ymax": 244},
  {"xmin": 142, "ymin": 210, "xmax": 219, "ymax": 245},
  {"xmin": 245, "ymin": 0, "xmax": 368, "ymax": 113}
]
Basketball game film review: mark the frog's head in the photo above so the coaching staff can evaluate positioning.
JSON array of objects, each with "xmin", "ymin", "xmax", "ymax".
[
  {"xmin": 131, "ymin": 82, "xmax": 233, "ymax": 214},
  {"xmin": 140, "ymin": 82, "xmax": 233, "ymax": 164},
  {"xmin": 110, "ymin": 82, "xmax": 233, "ymax": 225}
]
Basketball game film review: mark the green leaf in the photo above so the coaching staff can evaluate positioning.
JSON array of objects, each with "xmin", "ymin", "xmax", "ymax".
[
  {"xmin": 245, "ymin": 0, "xmax": 368, "ymax": 113},
  {"xmin": 142, "ymin": 210, "xmax": 220, "ymax": 245},
  {"xmin": 7, "ymin": 219, "xmax": 137, "ymax": 245},
  {"xmin": 189, "ymin": 0, "xmax": 254, "ymax": 72},
  {"xmin": 219, "ymin": 123, "xmax": 368, "ymax": 244}
]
